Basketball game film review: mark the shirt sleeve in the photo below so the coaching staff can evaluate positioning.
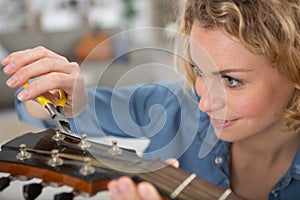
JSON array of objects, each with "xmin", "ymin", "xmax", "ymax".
[
  {"xmin": 15, "ymin": 82, "xmax": 187, "ymax": 137},
  {"xmin": 70, "ymin": 81, "xmax": 186, "ymax": 138}
]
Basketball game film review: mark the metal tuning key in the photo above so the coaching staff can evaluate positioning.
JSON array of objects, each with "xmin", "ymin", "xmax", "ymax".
[
  {"xmin": 0, "ymin": 175, "xmax": 30, "ymax": 192},
  {"xmin": 47, "ymin": 149, "xmax": 63, "ymax": 167},
  {"xmin": 79, "ymin": 157, "xmax": 95, "ymax": 176},
  {"xmin": 78, "ymin": 134, "xmax": 91, "ymax": 150},
  {"xmin": 54, "ymin": 191, "xmax": 77, "ymax": 200},
  {"xmin": 108, "ymin": 140, "xmax": 122, "ymax": 156},
  {"xmin": 23, "ymin": 182, "xmax": 44, "ymax": 200},
  {"xmin": 16, "ymin": 144, "xmax": 31, "ymax": 161},
  {"xmin": 0, "ymin": 176, "xmax": 11, "ymax": 191},
  {"xmin": 23, "ymin": 181, "xmax": 61, "ymax": 200},
  {"xmin": 52, "ymin": 128, "xmax": 65, "ymax": 141}
]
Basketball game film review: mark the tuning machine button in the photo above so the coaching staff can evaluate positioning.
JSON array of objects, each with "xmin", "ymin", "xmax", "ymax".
[
  {"xmin": 54, "ymin": 191, "xmax": 75, "ymax": 200},
  {"xmin": 108, "ymin": 140, "xmax": 122, "ymax": 155},
  {"xmin": 0, "ymin": 176, "xmax": 11, "ymax": 191},
  {"xmin": 23, "ymin": 182, "xmax": 44, "ymax": 200},
  {"xmin": 23, "ymin": 181, "xmax": 62, "ymax": 200},
  {"xmin": 0, "ymin": 174, "xmax": 31, "ymax": 192},
  {"xmin": 48, "ymin": 149, "xmax": 63, "ymax": 167},
  {"xmin": 55, "ymin": 190, "xmax": 93, "ymax": 200},
  {"xmin": 16, "ymin": 144, "xmax": 31, "ymax": 161}
]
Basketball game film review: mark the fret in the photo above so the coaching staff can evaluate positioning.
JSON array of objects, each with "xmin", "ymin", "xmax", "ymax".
[{"xmin": 170, "ymin": 173, "xmax": 197, "ymax": 199}]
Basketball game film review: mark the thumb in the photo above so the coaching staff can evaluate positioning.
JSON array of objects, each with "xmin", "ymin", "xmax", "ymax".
[{"xmin": 138, "ymin": 182, "xmax": 162, "ymax": 200}]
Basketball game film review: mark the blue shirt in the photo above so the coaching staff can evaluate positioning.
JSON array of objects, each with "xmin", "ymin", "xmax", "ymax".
[{"xmin": 15, "ymin": 81, "xmax": 300, "ymax": 199}]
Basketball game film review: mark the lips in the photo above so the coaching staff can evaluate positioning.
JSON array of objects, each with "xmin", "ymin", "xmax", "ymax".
[{"xmin": 210, "ymin": 118, "xmax": 238, "ymax": 129}]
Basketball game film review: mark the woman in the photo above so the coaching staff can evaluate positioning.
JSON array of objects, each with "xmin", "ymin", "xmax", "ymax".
[{"xmin": 3, "ymin": 0, "xmax": 300, "ymax": 199}]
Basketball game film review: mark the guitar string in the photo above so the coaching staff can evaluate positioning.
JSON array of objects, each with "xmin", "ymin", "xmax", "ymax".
[
  {"xmin": 25, "ymin": 147, "xmax": 217, "ymax": 199},
  {"xmin": 23, "ymin": 148, "xmax": 192, "ymax": 198},
  {"xmin": 78, "ymin": 137, "xmax": 222, "ymax": 199},
  {"xmin": 23, "ymin": 134, "xmax": 223, "ymax": 199}
]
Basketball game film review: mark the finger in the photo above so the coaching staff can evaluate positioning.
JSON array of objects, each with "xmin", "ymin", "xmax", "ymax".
[
  {"xmin": 108, "ymin": 177, "xmax": 142, "ymax": 200},
  {"xmin": 6, "ymin": 58, "xmax": 79, "ymax": 88},
  {"xmin": 165, "ymin": 158, "xmax": 180, "ymax": 168},
  {"xmin": 108, "ymin": 180, "xmax": 124, "ymax": 200},
  {"xmin": 2, "ymin": 46, "xmax": 67, "ymax": 74},
  {"xmin": 16, "ymin": 72, "xmax": 76, "ymax": 101},
  {"xmin": 117, "ymin": 177, "xmax": 142, "ymax": 200},
  {"xmin": 3, "ymin": 46, "xmax": 67, "ymax": 66},
  {"xmin": 1, "ymin": 48, "xmax": 30, "ymax": 66},
  {"xmin": 138, "ymin": 182, "xmax": 162, "ymax": 200}
]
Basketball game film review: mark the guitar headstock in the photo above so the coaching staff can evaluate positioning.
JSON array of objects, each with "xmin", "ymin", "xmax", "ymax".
[{"xmin": 0, "ymin": 128, "xmax": 143, "ymax": 197}]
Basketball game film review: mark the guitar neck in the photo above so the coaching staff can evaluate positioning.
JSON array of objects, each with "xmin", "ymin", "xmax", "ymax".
[{"xmin": 132, "ymin": 162, "xmax": 240, "ymax": 200}]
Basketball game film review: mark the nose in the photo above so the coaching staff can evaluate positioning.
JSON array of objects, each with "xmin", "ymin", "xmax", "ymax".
[{"xmin": 195, "ymin": 76, "xmax": 225, "ymax": 113}]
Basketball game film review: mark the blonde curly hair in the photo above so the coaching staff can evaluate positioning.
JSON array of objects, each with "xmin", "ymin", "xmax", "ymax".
[{"xmin": 178, "ymin": 0, "xmax": 300, "ymax": 131}]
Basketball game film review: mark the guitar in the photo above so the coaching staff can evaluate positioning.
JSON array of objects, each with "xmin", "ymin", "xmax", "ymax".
[{"xmin": 0, "ymin": 129, "xmax": 241, "ymax": 200}]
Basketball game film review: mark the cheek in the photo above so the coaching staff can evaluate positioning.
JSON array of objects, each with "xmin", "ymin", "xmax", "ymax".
[
  {"xmin": 195, "ymin": 76, "xmax": 203, "ymax": 96},
  {"xmin": 231, "ymin": 96, "xmax": 265, "ymax": 117},
  {"xmin": 228, "ymin": 89, "xmax": 289, "ymax": 118}
]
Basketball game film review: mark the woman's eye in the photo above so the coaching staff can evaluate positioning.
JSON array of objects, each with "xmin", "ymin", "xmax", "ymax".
[{"xmin": 223, "ymin": 76, "xmax": 241, "ymax": 88}]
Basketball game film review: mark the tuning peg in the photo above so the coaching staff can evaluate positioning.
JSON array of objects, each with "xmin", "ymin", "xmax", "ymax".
[
  {"xmin": 48, "ymin": 149, "xmax": 63, "ymax": 167},
  {"xmin": 23, "ymin": 182, "xmax": 43, "ymax": 200},
  {"xmin": 108, "ymin": 140, "xmax": 122, "ymax": 155},
  {"xmin": 54, "ymin": 191, "xmax": 75, "ymax": 200},
  {"xmin": 16, "ymin": 144, "xmax": 32, "ymax": 161},
  {"xmin": 78, "ymin": 134, "xmax": 91, "ymax": 150},
  {"xmin": 52, "ymin": 128, "xmax": 65, "ymax": 141},
  {"xmin": 79, "ymin": 157, "xmax": 95, "ymax": 176},
  {"xmin": 0, "ymin": 176, "xmax": 11, "ymax": 191}
]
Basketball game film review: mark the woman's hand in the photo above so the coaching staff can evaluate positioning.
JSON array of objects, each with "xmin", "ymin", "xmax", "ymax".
[
  {"xmin": 107, "ymin": 159, "xmax": 179, "ymax": 200},
  {"xmin": 108, "ymin": 177, "xmax": 162, "ymax": 200},
  {"xmin": 2, "ymin": 46, "xmax": 87, "ymax": 118}
]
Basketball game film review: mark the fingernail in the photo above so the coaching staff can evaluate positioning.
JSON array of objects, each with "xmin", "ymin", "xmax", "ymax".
[
  {"xmin": 119, "ymin": 182, "xmax": 130, "ymax": 193},
  {"xmin": 18, "ymin": 90, "xmax": 29, "ymax": 101},
  {"xmin": 139, "ymin": 185, "xmax": 150, "ymax": 199},
  {"xmin": 6, "ymin": 76, "xmax": 18, "ymax": 86},
  {"xmin": 3, "ymin": 62, "xmax": 15, "ymax": 73},
  {"xmin": 2, "ymin": 55, "xmax": 10, "ymax": 63},
  {"xmin": 108, "ymin": 183, "xmax": 121, "ymax": 198}
]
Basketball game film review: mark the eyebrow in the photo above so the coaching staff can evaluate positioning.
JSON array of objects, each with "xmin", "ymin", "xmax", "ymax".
[
  {"xmin": 189, "ymin": 56, "xmax": 252, "ymax": 76},
  {"xmin": 214, "ymin": 69, "xmax": 252, "ymax": 76}
]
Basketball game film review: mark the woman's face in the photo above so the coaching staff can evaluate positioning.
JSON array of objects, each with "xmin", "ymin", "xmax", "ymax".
[{"xmin": 189, "ymin": 23, "xmax": 297, "ymax": 142}]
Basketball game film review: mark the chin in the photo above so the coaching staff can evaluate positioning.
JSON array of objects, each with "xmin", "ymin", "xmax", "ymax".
[{"xmin": 213, "ymin": 129, "xmax": 242, "ymax": 143}]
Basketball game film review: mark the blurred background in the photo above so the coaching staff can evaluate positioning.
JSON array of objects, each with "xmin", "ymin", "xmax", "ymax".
[
  {"xmin": 0, "ymin": 0, "xmax": 183, "ymax": 141},
  {"xmin": 0, "ymin": 0, "xmax": 184, "ymax": 199}
]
